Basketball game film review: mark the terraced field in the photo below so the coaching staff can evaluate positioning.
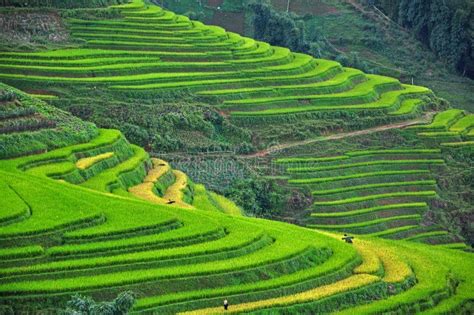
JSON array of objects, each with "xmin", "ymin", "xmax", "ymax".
[
  {"xmin": 0, "ymin": 86, "xmax": 472, "ymax": 314},
  {"xmin": 409, "ymin": 109, "xmax": 474, "ymax": 148},
  {"xmin": 276, "ymin": 148, "xmax": 466, "ymax": 245},
  {"xmin": 0, "ymin": 0, "xmax": 473, "ymax": 313},
  {"xmin": 0, "ymin": 0, "xmax": 435, "ymax": 127}
]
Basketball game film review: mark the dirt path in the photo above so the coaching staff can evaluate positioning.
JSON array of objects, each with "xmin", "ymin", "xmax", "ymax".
[{"xmin": 244, "ymin": 112, "xmax": 435, "ymax": 158}]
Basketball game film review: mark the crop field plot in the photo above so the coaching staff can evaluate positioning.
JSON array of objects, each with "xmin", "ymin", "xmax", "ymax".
[
  {"xmin": 0, "ymin": 0, "xmax": 473, "ymax": 313},
  {"xmin": 276, "ymin": 148, "xmax": 465, "ymax": 245},
  {"xmin": 0, "ymin": 86, "xmax": 471, "ymax": 314},
  {"xmin": 0, "ymin": 0, "xmax": 436, "ymax": 131},
  {"xmin": 408, "ymin": 110, "xmax": 474, "ymax": 148}
]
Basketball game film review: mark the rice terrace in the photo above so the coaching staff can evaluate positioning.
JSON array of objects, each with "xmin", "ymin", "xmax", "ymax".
[{"xmin": 0, "ymin": 0, "xmax": 473, "ymax": 314}]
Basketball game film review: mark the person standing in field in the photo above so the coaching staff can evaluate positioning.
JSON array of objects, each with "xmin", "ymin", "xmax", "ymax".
[{"xmin": 224, "ymin": 299, "xmax": 229, "ymax": 310}]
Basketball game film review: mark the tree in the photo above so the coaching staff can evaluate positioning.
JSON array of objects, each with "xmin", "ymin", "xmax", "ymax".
[
  {"xmin": 377, "ymin": 0, "xmax": 473, "ymax": 78},
  {"xmin": 247, "ymin": 1, "xmax": 310, "ymax": 54},
  {"xmin": 64, "ymin": 291, "xmax": 136, "ymax": 315},
  {"xmin": 225, "ymin": 177, "xmax": 281, "ymax": 217}
]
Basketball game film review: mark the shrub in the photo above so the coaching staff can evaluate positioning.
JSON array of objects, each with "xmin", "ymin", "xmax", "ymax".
[{"xmin": 64, "ymin": 291, "xmax": 135, "ymax": 315}]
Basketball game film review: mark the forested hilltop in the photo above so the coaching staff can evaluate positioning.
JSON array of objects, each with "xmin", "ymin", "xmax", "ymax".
[
  {"xmin": 0, "ymin": 0, "xmax": 473, "ymax": 313},
  {"xmin": 373, "ymin": 0, "xmax": 473, "ymax": 78}
]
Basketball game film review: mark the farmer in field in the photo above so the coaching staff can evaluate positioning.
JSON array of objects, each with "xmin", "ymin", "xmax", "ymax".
[
  {"xmin": 224, "ymin": 299, "xmax": 229, "ymax": 310},
  {"xmin": 342, "ymin": 234, "xmax": 354, "ymax": 244}
]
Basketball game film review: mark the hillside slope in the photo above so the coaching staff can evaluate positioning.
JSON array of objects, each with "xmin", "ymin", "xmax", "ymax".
[
  {"xmin": 0, "ymin": 85, "xmax": 473, "ymax": 314},
  {"xmin": 0, "ymin": 0, "xmax": 471, "ymax": 245},
  {"xmin": 0, "ymin": 83, "xmax": 96, "ymax": 158},
  {"xmin": 0, "ymin": 0, "xmax": 442, "ymax": 151},
  {"xmin": 159, "ymin": 0, "xmax": 474, "ymax": 112}
]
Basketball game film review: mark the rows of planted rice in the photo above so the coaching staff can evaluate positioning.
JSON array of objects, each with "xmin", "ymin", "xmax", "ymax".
[
  {"xmin": 0, "ymin": 84, "xmax": 97, "ymax": 159},
  {"xmin": 410, "ymin": 109, "xmax": 474, "ymax": 147},
  {"xmin": 0, "ymin": 1, "xmax": 472, "ymax": 313},
  {"xmin": 0, "ymin": 0, "xmax": 436, "ymax": 127},
  {"xmin": 0, "ymin": 88, "xmax": 472, "ymax": 313},
  {"xmin": 0, "ymin": 141, "xmax": 360, "ymax": 314},
  {"xmin": 0, "ymin": 88, "xmax": 54, "ymax": 133},
  {"xmin": 276, "ymin": 149, "xmax": 461, "ymax": 245},
  {"xmin": 1, "ymin": 161, "xmax": 471, "ymax": 314},
  {"xmin": 175, "ymin": 230, "xmax": 472, "ymax": 314}
]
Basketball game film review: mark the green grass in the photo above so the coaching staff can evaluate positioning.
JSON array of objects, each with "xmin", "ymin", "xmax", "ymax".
[
  {"xmin": 0, "ymin": 245, "xmax": 44, "ymax": 260},
  {"xmin": 276, "ymin": 155, "xmax": 348, "ymax": 164},
  {"xmin": 418, "ymin": 131, "xmax": 461, "ymax": 137},
  {"xmin": 79, "ymin": 144, "xmax": 148, "ymax": 192},
  {"xmin": 11, "ymin": 129, "xmax": 122, "ymax": 171},
  {"xmin": 0, "ymin": 61, "xmax": 234, "ymax": 74},
  {"xmin": 282, "ymin": 146, "xmax": 451, "ymax": 243},
  {"xmin": 335, "ymin": 239, "xmax": 473, "ymax": 314},
  {"xmin": 223, "ymin": 74, "xmax": 400, "ymax": 108},
  {"xmin": 404, "ymin": 231, "xmax": 449, "ymax": 242},
  {"xmin": 0, "ymin": 0, "xmax": 472, "ymax": 313},
  {"xmin": 199, "ymin": 68, "xmax": 365, "ymax": 101},
  {"xmin": 366, "ymin": 225, "xmax": 419, "ymax": 238},
  {"xmin": 191, "ymin": 184, "xmax": 222, "ymax": 213},
  {"xmin": 277, "ymin": 149, "xmax": 440, "ymax": 165},
  {"xmin": 0, "ymin": 48, "xmax": 171, "ymax": 59},
  {"xmin": 47, "ymin": 214, "xmax": 220, "ymax": 257},
  {"xmin": 110, "ymin": 59, "xmax": 342, "ymax": 90},
  {"xmin": 0, "ymin": 235, "xmax": 329, "ymax": 295},
  {"xmin": 441, "ymin": 141, "xmax": 474, "ymax": 147},
  {"xmin": 345, "ymin": 149, "xmax": 441, "ymax": 157},
  {"xmin": 209, "ymin": 192, "xmax": 243, "ymax": 216},
  {"xmin": 0, "ymin": 224, "xmax": 262, "ymax": 276},
  {"xmin": 0, "ymin": 180, "xmax": 31, "ymax": 224}
]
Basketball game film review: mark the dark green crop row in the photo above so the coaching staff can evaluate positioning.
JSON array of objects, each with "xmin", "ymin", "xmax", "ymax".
[
  {"xmin": 289, "ymin": 170, "xmax": 430, "ymax": 184},
  {"xmin": 311, "ymin": 180, "xmax": 436, "ymax": 195},
  {"xmin": 313, "ymin": 191, "xmax": 437, "ymax": 206},
  {"xmin": 311, "ymin": 203, "xmax": 428, "ymax": 218},
  {"xmin": 289, "ymin": 159, "xmax": 444, "ymax": 173}
]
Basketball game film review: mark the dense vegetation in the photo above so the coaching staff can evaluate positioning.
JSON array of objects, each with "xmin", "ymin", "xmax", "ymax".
[
  {"xmin": 0, "ymin": 0, "xmax": 472, "ymax": 313},
  {"xmin": 0, "ymin": 84, "xmax": 97, "ymax": 159},
  {"xmin": 372, "ymin": 0, "xmax": 473, "ymax": 78},
  {"xmin": 248, "ymin": 1, "xmax": 310, "ymax": 55}
]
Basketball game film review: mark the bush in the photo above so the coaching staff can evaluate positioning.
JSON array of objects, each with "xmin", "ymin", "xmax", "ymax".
[
  {"xmin": 225, "ymin": 177, "xmax": 282, "ymax": 217},
  {"xmin": 64, "ymin": 291, "xmax": 135, "ymax": 315}
]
